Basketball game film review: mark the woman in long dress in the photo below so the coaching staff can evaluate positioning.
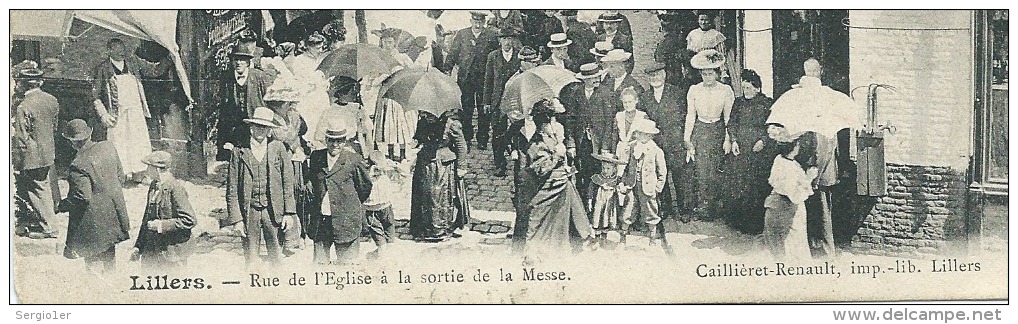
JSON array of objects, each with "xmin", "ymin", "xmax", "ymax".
[
  {"xmin": 409, "ymin": 109, "xmax": 470, "ymax": 242},
  {"xmin": 373, "ymin": 28, "xmax": 417, "ymax": 162},
  {"xmin": 684, "ymin": 50, "xmax": 735, "ymax": 220},
  {"xmin": 764, "ymin": 132, "xmax": 817, "ymax": 261},
  {"xmin": 724, "ymin": 69, "xmax": 777, "ymax": 234},
  {"xmin": 518, "ymin": 99, "xmax": 594, "ymax": 257}
]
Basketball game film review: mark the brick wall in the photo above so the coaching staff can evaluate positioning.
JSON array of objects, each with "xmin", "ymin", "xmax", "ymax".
[{"xmin": 848, "ymin": 10, "xmax": 975, "ymax": 256}]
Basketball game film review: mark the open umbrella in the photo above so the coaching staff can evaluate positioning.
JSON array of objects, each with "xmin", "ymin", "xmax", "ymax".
[
  {"xmin": 433, "ymin": 10, "xmax": 473, "ymax": 33},
  {"xmin": 500, "ymin": 65, "xmax": 580, "ymax": 116},
  {"xmin": 766, "ymin": 82, "xmax": 861, "ymax": 137},
  {"xmin": 317, "ymin": 43, "xmax": 401, "ymax": 81},
  {"xmin": 376, "ymin": 67, "xmax": 461, "ymax": 117}
]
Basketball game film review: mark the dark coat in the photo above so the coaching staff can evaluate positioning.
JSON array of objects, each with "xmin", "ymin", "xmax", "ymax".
[
  {"xmin": 445, "ymin": 27, "xmax": 499, "ymax": 84},
  {"xmin": 562, "ymin": 82, "xmax": 615, "ymax": 153},
  {"xmin": 603, "ymin": 73, "xmax": 645, "ymax": 114},
  {"xmin": 641, "ymin": 84, "xmax": 689, "ymax": 155},
  {"xmin": 564, "ymin": 19, "xmax": 597, "ymax": 66},
  {"xmin": 225, "ymin": 140, "xmax": 296, "ymax": 230},
  {"xmin": 597, "ymin": 32, "xmax": 635, "ymax": 72},
  {"xmin": 215, "ymin": 68, "xmax": 271, "ymax": 160},
  {"xmin": 61, "ymin": 141, "xmax": 130, "ymax": 259},
  {"xmin": 134, "ymin": 175, "xmax": 196, "ymax": 263},
  {"xmin": 90, "ymin": 57, "xmax": 168, "ymax": 117},
  {"xmin": 12, "ymin": 89, "xmax": 59, "ymax": 171},
  {"xmin": 307, "ymin": 148, "xmax": 372, "ymax": 243},
  {"xmin": 483, "ymin": 48, "xmax": 522, "ymax": 109}
]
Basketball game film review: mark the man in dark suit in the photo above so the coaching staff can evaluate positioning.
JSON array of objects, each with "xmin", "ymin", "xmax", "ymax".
[
  {"xmin": 596, "ymin": 12, "xmax": 635, "ymax": 73},
  {"xmin": 215, "ymin": 43, "xmax": 270, "ymax": 162},
  {"xmin": 59, "ymin": 119, "xmax": 130, "ymax": 274},
  {"xmin": 559, "ymin": 63, "xmax": 608, "ymax": 203},
  {"xmin": 483, "ymin": 29, "xmax": 523, "ymax": 176},
  {"xmin": 223, "ymin": 107, "xmax": 297, "ymax": 267},
  {"xmin": 12, "ymin": 68, "xmax": 60, "ymax": 239},
  {"xmin": 561, "ymin": 10, "xmax": 597, "ymax": 67},
  {"xmin": 542, "ymin": 33, "xmax": 578, "ymax": 72},
  {"xmin": 445, "ymin": 11, "xmax": 498, "ymax": 148},
  {"xmin": 601, "ymin": 49, "xmax": 644, "ymax": 112},
  {"xmin": 640, "ymin": 63, "xmax": 692, "ymax": 219},
  {"xmin": 307, "ymin": 125, "xmax": 372, "ymax": 265}
]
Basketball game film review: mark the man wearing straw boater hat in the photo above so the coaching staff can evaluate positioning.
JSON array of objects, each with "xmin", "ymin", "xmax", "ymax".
[
  {"xmin": 59, "ymin": 119, "xmax": 131, "ymax": 274},
  {"xmin": 12, "ymin": 66, "xmax": 60, "ymax": 239},
  {"xmin": 589, "ymin": 41, "xmax": 614, "ymax": 82},
  {"xmin": 601, "ymin": 49, "xmax": 644, "ymax": 111},
  {"xmin": 215, "ymin": 43, "xmax": 270, "ymax": 162},
  {"xmin": 558, "ymin": 62, "xmax": 610, "ymax": 204},
  {"xmin": 596, "ymin": 12, "xmax": 634, "ymax": 73},
  {"xmin": 445, "ymin": 10, "xmax": 498, "ymax": 149},
  {"xmin": 484, "ymin": 28, "xmax": 524, "ymax": 176},
  {"xmin": 307, "ymin": 124, "xmax": 372, "ymax": 265},
  {"xmin": 223, "ymin": 107, "xmax": 297, "ymax": 267},
  {"xmin": 542, "ymin": 33, "xmax": 578, "ymax": 72}
]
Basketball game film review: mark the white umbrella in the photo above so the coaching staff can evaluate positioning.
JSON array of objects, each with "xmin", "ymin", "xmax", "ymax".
[
  {"xmin": 766, "ymin": 81, "xmax": 861, "ymax": 137},
  {"xmin": 364, "ymin": 10, "xmax": 436, "ymax": 43}
]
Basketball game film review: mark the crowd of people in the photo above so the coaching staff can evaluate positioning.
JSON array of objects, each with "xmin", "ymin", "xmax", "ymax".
[{"xmin": 11, "ymin": 10, "xmax": 858, "ymax": 272}]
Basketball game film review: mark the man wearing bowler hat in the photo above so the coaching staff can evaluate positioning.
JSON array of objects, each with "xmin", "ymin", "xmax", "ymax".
[
  {"xmin": 223, "ymin": 107, "xmax": 297, "ymax": 267},
  {"xmin": 307, "ymin": 124, "xmax": 372, "ymax": 265},
  {"xmin": 215, "ymin": 43, "xmax": 270, "ymax": 162},
  {"xmin": 484, "ymin": 28, "xmax": 523, "ymax": 176},
  {"xmin": 12, "ymin": 67, "xmax": 60, "ymax": 239},
  {"xmin": 445, "ymin": 10, "xmax": 498, "ymax": 149},
  {"xmin": 59, "ymin": 119, "xmax": 131, "ymax": 274},
  {"xmin": 543, "ymin": 33, "xmax": 578, "ymax": 73}
]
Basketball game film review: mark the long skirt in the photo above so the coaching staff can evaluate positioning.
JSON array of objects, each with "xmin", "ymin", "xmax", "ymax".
[
  {"xmin": 763, "ymin": 193, "xmax": 811, "ymax": 261},
  {"xmin": 691, "ymin": 119, "xmax": 725, "ymax": 217},
  {"xmin": 409, "ymin": 156, "xmax": 470, "ymax": 241},
  {"xmin": 108, "ymin": 74, "xmax": 153, "ymax": 174},
  {"xmin": 374, "ymin": 99, "xmax": 414, "ymax": 145},
  {"xmin": 523, "ymin": 171, "xmax": 594, "ymax": 254},
  {"xmin": 723, "ymin": 151, "xmax": 774, "ymax": 234}
]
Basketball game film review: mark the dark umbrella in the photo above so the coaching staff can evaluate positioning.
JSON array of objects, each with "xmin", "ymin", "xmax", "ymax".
[
  {"xmin": 376, "ymin": 67, "xmax": 460, "ymax": 117},
  {"xmin": 317, "ymin": 43, "xmax": 401, "ymax": 81}
]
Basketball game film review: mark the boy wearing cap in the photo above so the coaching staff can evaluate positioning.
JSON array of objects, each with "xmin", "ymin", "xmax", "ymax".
[
  {"xmin": 224, "ymin": 107, "xmax": 297, "ymax": 267},
  {"xmin": 619, "ymin": 119, "xmax": 667, "ymax": 246},
  {"xmin": 12, "ymin": 67, "xmax": 60, "ymax": 239},
  {"xmin": 446, "ymin": 11, "xmax": 498, "ymax": 149},
  {"xmin": 485, "ymin": 28, "xmax": 523, "ymax": 175},
  {"xmin": 131, "ymin": 151, "xmax": 197, "ymax": 267},
  {"xmin": 542, "ymin": 33, "xmax": 578, "ymax": 72},
  {"xmin": 307, "ymin": 125, "xmax": 372, "ymax": 265}
]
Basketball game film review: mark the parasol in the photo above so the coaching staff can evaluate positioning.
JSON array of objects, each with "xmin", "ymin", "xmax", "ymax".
[
  {"xmin": 317, "ymin": 43, "xmax": 401, "ymax": 81},
  {"xmin": 433, "ymin": 10, "xmax": 473, "ymax": 34},
  {"xmin": 376, "ymin": 67, "xmax": 461, "ymax": 117},
  {"xmin": 766, "ymin": 80, "xmax": 862, "ymax": 137},
  {"xmin": 500, "ymin": 65, "xmax": 580, "ymax": 116}
]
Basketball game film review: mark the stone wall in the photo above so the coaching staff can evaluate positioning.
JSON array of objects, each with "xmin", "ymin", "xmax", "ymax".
[{"xmin": 847, "ymin": 10, "xmax": 975, "ymax": 256}]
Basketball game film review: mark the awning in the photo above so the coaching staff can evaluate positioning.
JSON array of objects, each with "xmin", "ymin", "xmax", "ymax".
[
  {"xmin": 74, "ymin": 10, "xmax": 193, "ymax": 103},
  {"xmin": 9, "ymin": 10, "xmax": 193, "ymax": 103},
  {"xmin": 10, "ymin": 10, "xmax": 74, "ymax": 40}
]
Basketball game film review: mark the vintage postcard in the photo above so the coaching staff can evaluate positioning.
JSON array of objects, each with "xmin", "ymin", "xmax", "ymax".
[{"xmin": 8, "ymin": 9, "xmax": 1009, "ymax": 304}]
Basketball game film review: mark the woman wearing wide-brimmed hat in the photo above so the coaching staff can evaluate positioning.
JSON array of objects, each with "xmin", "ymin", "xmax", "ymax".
[
  {"xmin": 683, "ymin": 49, "xmax": 735, "ymax": 221},
  {"xmin": 263, "ymin": 75, "xmax": 311, "ymax": 254}
]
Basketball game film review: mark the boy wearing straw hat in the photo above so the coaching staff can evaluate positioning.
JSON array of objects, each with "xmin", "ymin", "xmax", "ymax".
[
  {"xmin": 223, "ymin": 107, "xmax": 297, "ymax": 267},
  {"xmin": 307, "ymin": 125, "xmax": 372, "ymax": 265},
  {"xmin": 619, "ymin": 119, "xmax": 667, "ymax": 246}
]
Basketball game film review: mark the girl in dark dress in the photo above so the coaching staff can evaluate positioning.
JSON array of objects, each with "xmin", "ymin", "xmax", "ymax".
[
  {"xmin": 725, "ymin": 70, "xmax": 778, "ymax": 234},
  {"xmin": 409, "ymin": 110, "xmax": 470, "ymax": 242}
]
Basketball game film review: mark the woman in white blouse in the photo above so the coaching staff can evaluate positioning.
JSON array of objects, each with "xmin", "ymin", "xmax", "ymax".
[{"xmin": 684, "ymin": 49, "xmax": 735, "ymax": 220}]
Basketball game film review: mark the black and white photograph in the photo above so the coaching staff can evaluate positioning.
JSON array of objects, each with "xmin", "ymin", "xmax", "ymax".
[{"xmin": 5, "ymin": 7, "xmax": 1011, "ymax": 308}]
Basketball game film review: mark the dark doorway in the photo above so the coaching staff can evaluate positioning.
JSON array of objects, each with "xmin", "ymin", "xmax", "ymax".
[{"xmin": 771, "ymin": 10, "xmax": 850, "ymax": 96}]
